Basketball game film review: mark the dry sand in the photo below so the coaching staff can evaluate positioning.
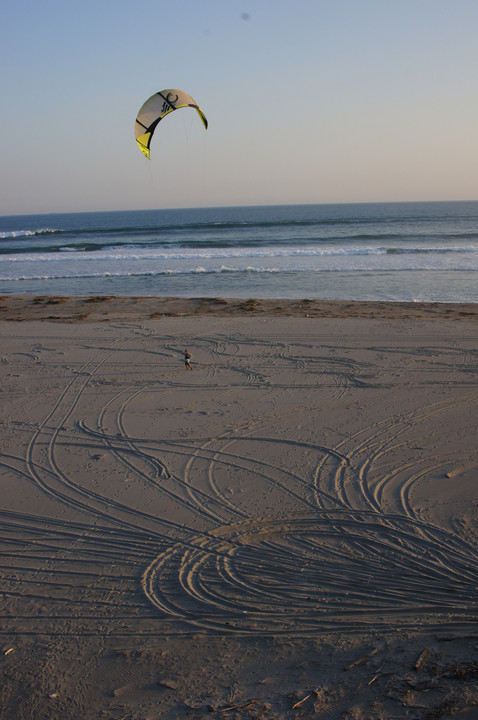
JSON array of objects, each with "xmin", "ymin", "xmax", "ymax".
[{"xmin": 1, "ymin": 295, "xmax": 477, "ymax": 719}]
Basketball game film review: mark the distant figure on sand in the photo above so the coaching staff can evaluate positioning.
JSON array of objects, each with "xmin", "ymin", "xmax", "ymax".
[{"xmin": 184, "ymin": 349, "xmax": 192, "ymax": 370}]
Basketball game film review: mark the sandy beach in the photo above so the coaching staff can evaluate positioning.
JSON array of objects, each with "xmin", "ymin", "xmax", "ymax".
[{"xmin": 1, "ymin": 296, "xmax": 477, "ymax": 719}]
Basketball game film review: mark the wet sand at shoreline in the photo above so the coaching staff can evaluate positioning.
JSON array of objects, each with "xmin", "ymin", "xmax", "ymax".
[
  {"xmin": 1, "ymin": 296, "xmax": 477, "ymax": 719},
  {"xmin": 1, "ymin": 294, "xmax": 478, "ymax": 323}
]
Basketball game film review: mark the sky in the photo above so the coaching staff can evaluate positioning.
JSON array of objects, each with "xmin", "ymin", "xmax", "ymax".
[{"xmin": 1, "ymin": 0, "xmax": 478, "ymax": 215}]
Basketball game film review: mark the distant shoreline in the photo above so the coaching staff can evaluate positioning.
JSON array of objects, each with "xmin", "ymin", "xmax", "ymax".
[{"xmin": 1, "ymin": 294, "xmax": 477, "ymax": 322}]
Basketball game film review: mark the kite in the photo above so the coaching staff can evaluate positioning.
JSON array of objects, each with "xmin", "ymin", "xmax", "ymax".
[{"xmin": 134, "ymin": 89, "xmax": 208, "ymax": 159}]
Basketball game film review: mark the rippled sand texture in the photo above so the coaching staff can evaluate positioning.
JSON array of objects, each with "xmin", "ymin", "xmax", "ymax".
[{"xmin": 1, "ymin": 313, "xmax": 477, "ymax": 719}]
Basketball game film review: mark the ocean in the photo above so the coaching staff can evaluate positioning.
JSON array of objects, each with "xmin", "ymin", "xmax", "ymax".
[{"xmin": 1, "ymin": 202, "xmax": 477, "ymax": 302}]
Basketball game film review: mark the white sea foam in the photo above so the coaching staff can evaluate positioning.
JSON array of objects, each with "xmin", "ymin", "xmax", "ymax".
[
  {"xmin": 2, "ymin": 243, "xmax": 478, "ymax": 265},
  {"xmin": 0, "ymin": 228, "xmax": 56, "ymax": 239}
]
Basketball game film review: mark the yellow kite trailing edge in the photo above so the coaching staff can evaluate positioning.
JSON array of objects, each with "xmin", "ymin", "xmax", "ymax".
[{"xmin": 134, "ymin": 89, "xmax": 208, "ymax": 159}]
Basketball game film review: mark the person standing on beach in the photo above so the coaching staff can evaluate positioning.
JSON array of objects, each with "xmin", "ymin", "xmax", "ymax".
[{"xmin": 184, "ymin": 348, "xmax": 192, "ymax": 370}]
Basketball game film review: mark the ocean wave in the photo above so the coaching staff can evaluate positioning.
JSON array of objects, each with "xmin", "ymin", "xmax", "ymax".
[
  {"xmin": 0, "ymin": 219, "xmax": 359, "ymax": 249},
  {"xmin": 385, "ymin": 246, "xmax": 478, "ymax": 255},
  {"xmin": 0, "ymin": 217, "xmax": 388, "ymax": 240},
  {"xmin": 2, "ymin": 243, "xmax": 478, "ymax": 264},
  {"xmin": 0, "ymin": 246, "xmax": 387, "ymax": 262},
  {"xmin": 2, "ymin": 265, "xmax": 477, "ymax": 282},
  {"xmin": 0, "ymin": 267, "xmax": 280, "ymax": 281},
  {"xmin": 0, "ymin": 228, "xmax": 59, "ymax": 240},
  {"xmin": 2, "ymin": 232, "xmax": 478, "ymax": 256}
]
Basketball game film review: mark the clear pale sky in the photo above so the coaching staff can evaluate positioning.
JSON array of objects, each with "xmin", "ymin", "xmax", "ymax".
[{"xmin": 2, "ymin": 0, "xmax": 477, "ymax": 215}]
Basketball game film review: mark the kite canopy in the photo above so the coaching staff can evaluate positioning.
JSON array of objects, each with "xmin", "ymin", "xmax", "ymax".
[{"xmin": 134, "ymin": 89, "xmax": 208, "ymax": 159}]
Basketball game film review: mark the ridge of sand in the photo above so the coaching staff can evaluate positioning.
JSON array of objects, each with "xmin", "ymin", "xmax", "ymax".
[{"xmin": 0, "ymin": 293, "xmax": 477, "ymax": 323}]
